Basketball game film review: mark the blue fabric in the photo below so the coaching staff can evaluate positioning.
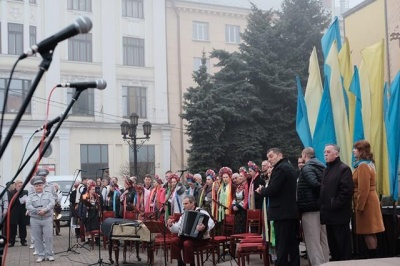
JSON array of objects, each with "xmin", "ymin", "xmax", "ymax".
[
  {"xmin": 296, "ymin": 76, "xmax": 312, "ymax": 147},
  {"xmin": 321, "ymin": 16, "xmax": 342, "ymax": 60},
  {"xmin": 386, "ymin": 71, "xmax": 400, "ymax": 200},
  {"xmin": 312, "ymin": 76, "xmax": 337, "ymax": 164}
]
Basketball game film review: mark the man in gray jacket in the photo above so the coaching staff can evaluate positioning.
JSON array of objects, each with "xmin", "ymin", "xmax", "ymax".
[
  {"xmin": 26, "ymin": 176, "xmax": 55, "ymax": 263},
  {"xmin": 297, "ymin": 147, "xmax": 329, "ymax": 265}
]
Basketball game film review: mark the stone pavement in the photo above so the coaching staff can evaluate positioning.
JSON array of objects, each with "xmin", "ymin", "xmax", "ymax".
[
  {"xmin": 4, "ymin": 225, "xmax": 399, "ymax": 266},
  {"xmin": 3, "ymin": 225, "xmax": 306, "ymax": 266}
]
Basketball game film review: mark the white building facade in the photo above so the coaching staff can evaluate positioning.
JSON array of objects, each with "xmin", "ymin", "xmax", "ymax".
[{"xmin": 0, "ymin": 0, "xmax": 171, "ymax": 183}]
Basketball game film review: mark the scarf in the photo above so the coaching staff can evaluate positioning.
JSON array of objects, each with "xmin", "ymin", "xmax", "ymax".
[{"xmin": 354, "ymin": 159, "xmax": 372, "ymax": 168}]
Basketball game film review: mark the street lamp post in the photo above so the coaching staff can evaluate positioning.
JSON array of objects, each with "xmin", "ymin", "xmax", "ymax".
[{"xmin": 120, "ymin": 113, "xmax": 152, "ymax": 177}]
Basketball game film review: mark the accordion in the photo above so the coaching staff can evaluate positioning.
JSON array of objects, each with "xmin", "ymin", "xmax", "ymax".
[{"xmin": 179, "ymin": 210, "xmax": 209, "ymax": 239}]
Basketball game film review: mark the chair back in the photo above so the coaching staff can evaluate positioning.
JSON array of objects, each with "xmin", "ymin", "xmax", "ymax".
[
  {"xmin": 102, "ymin": 211, "xmax": 115, "ymax": 221},
  {"xmin": 246, "ymin": 209, "xmax": 261, "ymax": 234},
  {"xmin": 223, "ymin": 214, "xmax": 235, "ymax": 236},
  {"xmin": 124, "ymin": 210, "xmax": 137, "ymax": 220}
]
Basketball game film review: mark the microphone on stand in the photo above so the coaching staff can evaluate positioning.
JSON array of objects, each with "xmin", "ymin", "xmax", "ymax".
[
  {"xmin": 20, "ymin": 16, "xmax": 92, "ymax": 59},
  {"xmin": 34, "ymin": 114, "xmax": 66, "ymax": 133},
  {"xmin": 56, "ymin": 79, "xmax": 107, "ymax": 90}
]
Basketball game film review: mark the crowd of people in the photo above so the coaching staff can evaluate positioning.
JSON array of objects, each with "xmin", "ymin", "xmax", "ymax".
[{"xmin": 1, "ymin": 140, "xmax": 386, "ymax": 265}]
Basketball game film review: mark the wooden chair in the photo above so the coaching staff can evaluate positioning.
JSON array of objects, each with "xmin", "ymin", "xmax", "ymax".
[
  {"xmin": 237, "ymin": 240, "xmax": 269, "ymax": 266},
  {"xmin": 193, "ymin": 227, "xmax": 217, "ymax": 266},
  {"xmin": 246, "ymin": 209, "xmax": 262, "ymax": 234},
  {"xmin": 213, "ymin": 214, "xmax": 235, "ymax": 262},
  {"xmin": 101, "ymin": 211, "xmax": 115, "ymax": 250}
]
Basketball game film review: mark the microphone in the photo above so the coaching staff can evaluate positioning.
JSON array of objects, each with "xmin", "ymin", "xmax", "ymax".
[
  {"xmin": 77, "ymin": 169, "xmax": 87, "ymax": 172},
  {"xmin": 21, "ymin": 16, "xmax": 92, "ymax": 59},
  {"xmin": 99, "ymin": 168, "xmax": 109, "ymax": 171},
  {"xmin": 35, "ymin": 115, "xmax": 62, "ymax": 133},
  {"xmin": 56, "ymin": 79, "xmax": 107, "ymax": 90}
]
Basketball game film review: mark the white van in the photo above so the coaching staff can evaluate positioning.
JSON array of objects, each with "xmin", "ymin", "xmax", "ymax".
[{"xmin": 46, "ymin": 175, "xmax": 81, "ymax": 223}]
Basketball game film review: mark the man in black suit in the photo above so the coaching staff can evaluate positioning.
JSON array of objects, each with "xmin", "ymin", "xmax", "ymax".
[{"xmin": 257, "ymin": 147, "xmax": 299, "ymax": 266}]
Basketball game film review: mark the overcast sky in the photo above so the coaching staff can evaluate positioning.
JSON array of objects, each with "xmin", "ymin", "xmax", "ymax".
[{"xmin": 347, "ymin": 0, "xmax": 365, "ymax": 8}]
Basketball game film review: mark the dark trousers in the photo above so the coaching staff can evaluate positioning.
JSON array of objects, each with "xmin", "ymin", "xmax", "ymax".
[
  {"xmin": 10, "ymin": 223, "xmax": 27, "ymax": 244},
  {"xmin": 326, "ymin": 223, "xmax": 352, "ymax": 261},
  {"xmin": 170, "ymin": 236, "xmax": 209, "ymax": 263},
  {"xmin": 274, "ymin": 219, "xmax": 300, "ymax": 266}
]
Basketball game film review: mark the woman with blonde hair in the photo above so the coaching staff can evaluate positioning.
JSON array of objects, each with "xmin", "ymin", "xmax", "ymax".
[{"xmin": 353, "ymin": 140, "xmax": 385, "ymax": 258}]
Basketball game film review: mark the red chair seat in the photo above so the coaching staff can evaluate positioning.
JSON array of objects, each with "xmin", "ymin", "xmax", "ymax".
[{"xmin": 237, "ymin": 242, "xmax": 269, "ymax": 266}]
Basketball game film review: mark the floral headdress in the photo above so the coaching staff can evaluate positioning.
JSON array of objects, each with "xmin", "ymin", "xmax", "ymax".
[
  {"xmin": 239, "ymin": 166, "xmax": 248, "ymax": 175},
  {"xmin": 168, "ymin": 173, "xmax": 180, "ymax": 182},
  {"xmin": 219, "ymin": 167, "xmax": 233, "ymax": 177},
  {"xmin": 247, "ymin": 161, "xmax": 259, "ymax": 172},
  {"xmin": 186, "ymin": 173, "xmax": 194, "ymax": 183},
  {"xmin": 205, "ymin": 169, "xmax": 216, "ymax": 181}
]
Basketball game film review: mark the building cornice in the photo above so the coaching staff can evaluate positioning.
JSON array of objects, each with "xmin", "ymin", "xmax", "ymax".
[{"xmin": 342, "ymin": 0, "xmax": 376, "ymax": 18}]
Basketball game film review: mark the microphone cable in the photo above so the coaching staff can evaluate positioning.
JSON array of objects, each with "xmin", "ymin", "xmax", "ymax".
[{"xmin": 0, "ymin": 58, "xmax": 22, "ymax": 146}]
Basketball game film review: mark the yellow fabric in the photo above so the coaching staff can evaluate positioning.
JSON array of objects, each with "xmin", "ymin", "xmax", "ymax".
[
  {"xmin": 305, "ymin": 46, "xmax": 323, "ymax": 137},
  {"xmin": 358, "ymin": 61, "xmax": 372, "ymax": 141},
  {"xmin": 361, "ymin": 40, "xmax": 390, "ymax": 196},
  {"xmin": 326, "ymin": 41, "xmax": 352, "ymax": 166},
  {"xmin": 338, "ymin": 38, "xmax": 355, "ymax": 142}
]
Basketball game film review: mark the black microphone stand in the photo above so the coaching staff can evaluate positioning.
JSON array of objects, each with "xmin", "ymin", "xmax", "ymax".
[
  {"xmin": 57, "ymin": 169, "xmax": 87, "ymax": 255},
  {"xmin": 3, "ymin": 88, "xmax": 85, "ymax": 250},
  {"xmin": 0, "ymin": 49, "xmax": 55, "ymax": 159}
]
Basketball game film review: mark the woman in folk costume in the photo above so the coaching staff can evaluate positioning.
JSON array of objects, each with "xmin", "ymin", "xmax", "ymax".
[
  {"xmin": 146, "ymin": 175, "xmax": 166, "ymax": 220},
  {"xmin": 133, "ymin": 184, "xmax": 145, "ymax": 220},
  {"xmin": 105, "ymin": 182, "xmax": 121, "ymax": 218},
  {"xmin": 198, "ymin": 169, "xmax": 216, "ymax": 216},
  {"xmin": 81, "ymin": 183, "xmax": 102, "ymax": 241},
  {"xmin": 120, "ymin": 176, "xmax": 136, "ymax": 219},
  {"xmin": 216, "ymin": 167, "xmax": 234, "ymax": 222},
  {"xmin": 352, "ymin": 140, "xmax": 385, "ymax": 258},
  {"xmin": 164, "ymin": 173, "xmax": 185, "ymax": 221},
  {"xmin": 232, "ymin": 167, "xmax": 249, "ymax": 233},
  {"xmin": 247, "ymin": 161, "xmax": 266, "ymax": 210}
]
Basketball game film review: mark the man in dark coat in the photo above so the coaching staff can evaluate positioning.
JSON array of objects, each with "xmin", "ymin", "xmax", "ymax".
[
  {"xmin": 257, "ymin": 148, "xmax": 299, "ymax": 266},
  {"xmin": 319, "ymin": 144, "xmax": 353, "ymax": 261},
  {"xmin": 9, "ymin": 180, "xmax": 29, "ymax": 247},
  {"xmin": 297, "ymin": 147, "xmax": 329, "ymax": 265}
]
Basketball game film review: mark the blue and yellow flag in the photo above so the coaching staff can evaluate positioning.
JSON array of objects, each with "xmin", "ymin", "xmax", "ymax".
[{"xmin": 296, "ymin": 76, "xmax": 312, "ymax": 147}]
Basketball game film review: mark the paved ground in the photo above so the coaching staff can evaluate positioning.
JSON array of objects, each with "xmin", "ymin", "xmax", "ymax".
[
  {"xmin": 3, "ymin": 225, "xmax": 306, "ymax": 266},
  {"xmin": 3, "ymin": 225, "xmax": 400, "ymax": 265}
]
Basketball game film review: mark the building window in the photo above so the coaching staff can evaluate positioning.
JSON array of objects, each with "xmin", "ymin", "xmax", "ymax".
[
  {"xmin": 68, "ymin": 33, "xmax": 92, "ymax": 62},
  {"xmin": 29, "ymin": 26, "xmax": 36, "ymax": 47},
  {"xmin": 193, "ymin": 21, "xmax": 209, "ymax": 41},
  {"xmin": 123, "ymin": 37, "xmax": 144, "ymax": 67},
  {"xmin": 80, "ymin": 144, "xmax": 108, "ymax": 180},
  {"xmin": 122, "ymin": 0, "xmax": 144, "ymax": 18},
  {"xmin": 193, "ymin": 57, "xmax": 210, "ymax": 72},
  {"xmin": 8, "ymin": 23, "xmax": 23, "ymax": 55},
  {"xmin": 0, "ymin": 78, "xmax": 31, "ymax": 114},
  {"xmin": 67, "ymin": 0, "xmax": 92, "ymax": 12},
  {"xmin": 122, "ymin": 86, "xmax": 146, "ymax": 118},
  {"xmin": 29, "ymin": 0, "xmax": 37, "ymax": 4},
  {"xmin": 130, "ymin": 145, "xmax": 155, "ymax": 179},
  {"xmin": 225, "ymin": 25, "xmax": 240, "ymax": 44},
  {"xmin": 67, "ymin": 88, "xmax": 94, "ymax": 116}
]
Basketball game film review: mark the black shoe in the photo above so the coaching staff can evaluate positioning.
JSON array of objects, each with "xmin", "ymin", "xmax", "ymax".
[
  {"xmin": 8, "ymin": 243, "xmax": 14, "ymax": 247},
  {"xmin": 178, "ymin": 260, "xmax": 185, "ymax": 266},
  {"xmin": 21, "ymin": 242, "xmax": 27, "ymax": 246}
]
